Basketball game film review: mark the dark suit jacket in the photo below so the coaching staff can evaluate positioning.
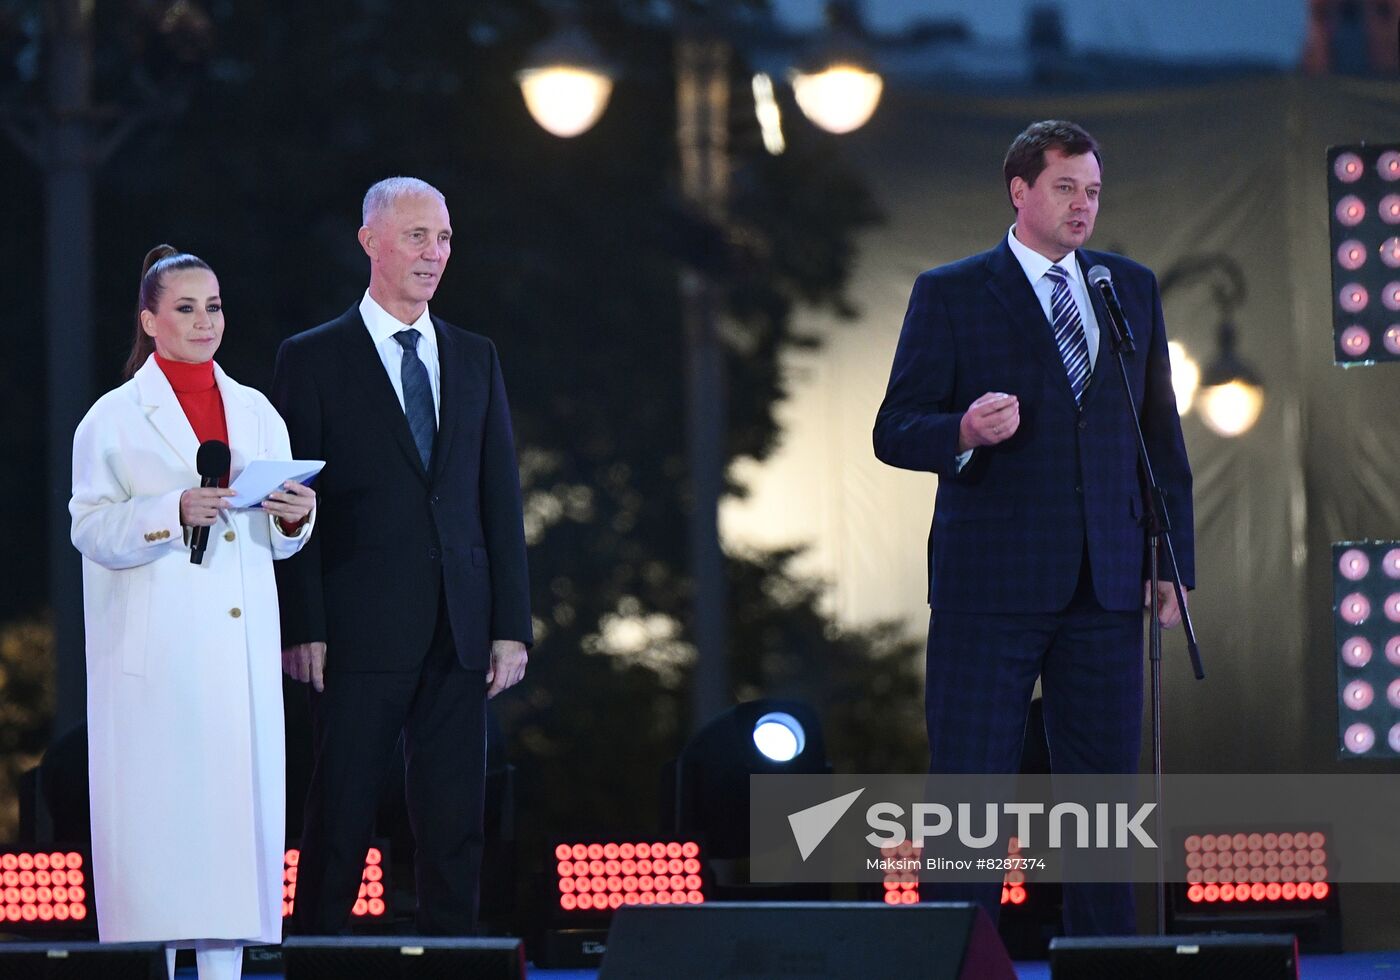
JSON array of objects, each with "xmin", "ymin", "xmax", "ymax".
[
  {"xmin": 272, "ymin": 305, "xmax": 532, "ymax": 672},
  {"xmin": 873, "ymin": 238, "xmax": 1195, "ymax": 614}
]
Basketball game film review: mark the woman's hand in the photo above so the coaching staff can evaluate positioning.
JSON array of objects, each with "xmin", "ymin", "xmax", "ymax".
[
  {"xmin": 261, "ymin": 481, "xmax": 316, "ymax": 524},
  {"xmin": 180, "ymin": 487, "xmax": 236, "ymax": 526}
]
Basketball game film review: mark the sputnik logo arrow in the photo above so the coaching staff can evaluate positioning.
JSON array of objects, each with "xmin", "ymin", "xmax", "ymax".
[{"xmin": 787, "ymin": 788, "xmax": 865, "ymax": 861}]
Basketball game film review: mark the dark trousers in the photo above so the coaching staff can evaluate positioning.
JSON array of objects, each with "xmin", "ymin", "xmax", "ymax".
[
  {"xmin": 292, "ymin": 595, "xmax": 488, "ymax": 936},
  {"xmin": 922, "ymin": 550, "xmax": 1143, "ymax": 936}
]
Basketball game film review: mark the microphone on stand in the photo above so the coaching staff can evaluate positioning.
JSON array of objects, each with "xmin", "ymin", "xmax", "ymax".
[
  {"xmin": 1086, "ymin": 265, "xmax": 1135, "ymax": 355},
  {"xmin": 190, "ymin": 439, "xmax": 231, "ymax": 566}
]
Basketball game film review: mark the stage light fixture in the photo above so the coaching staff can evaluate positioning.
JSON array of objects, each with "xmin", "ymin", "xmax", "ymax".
[
  {"xmin": 0, "ymin": 848, "xmax": 90, "ymax": 933},
  {"xmin": 665, "ymin": 700, "xmax": 829, "ymax": 862},
  {"xmin": 1333, "ymin": 541, "xmax": 1400, "ymax": 758},
  {"xmin": 1169, "ymin": 827, "xmax": 1341, "ymax": 951},
  {"xmin": 551, "ymin": 839, "xmax": 707, "ymax": 914},
  {"xmin": 876, "ymin": 839, "xmax": 921, "ymax": 906},
  {"xmin": 1180, "ymin": 831, "xmax": 1331, "ymax": 903},
  {"xmin": 282, "ymin": 845, "xmax": 389, "ymax": 920},
  {"xmin": 999, "ymin": 836, "xmax": 1029, "ymax": 908},
  {"xmin": 1328, "ymin": 143, "xmax": 1400, "ymax": 364},
  {"xmin": 752, "ymin": 712, "xmax": 805, "ymax": 763},
  {"xmin": 535, "ymin": 838, "xmax": 708, "ymax": 968}
]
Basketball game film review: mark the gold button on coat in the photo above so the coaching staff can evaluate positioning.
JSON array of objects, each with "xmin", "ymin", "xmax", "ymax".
[
  {"xmin": 224, "ymin": 531, "xmax": 236, "ymax": 542},
  {"xmin": 230, "ymin": 608, "xmax": 242, "ymax": 618}
]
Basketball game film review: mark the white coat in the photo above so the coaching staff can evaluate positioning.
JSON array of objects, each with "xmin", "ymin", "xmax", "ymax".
[{"xmin": 70, "ymin": 355, "xmax": 314, "ymax": 945}]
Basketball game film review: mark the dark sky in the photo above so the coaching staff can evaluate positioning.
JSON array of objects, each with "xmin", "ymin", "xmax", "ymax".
[{"xmin": 773, "ymin": 0, "xmax": 1308, "ymax": 65}]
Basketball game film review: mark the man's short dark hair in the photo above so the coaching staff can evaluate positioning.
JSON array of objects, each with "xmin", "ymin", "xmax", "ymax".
[{"xmin": 1003, "ymin": 120, "xmax": 1102, "ymax": 207}]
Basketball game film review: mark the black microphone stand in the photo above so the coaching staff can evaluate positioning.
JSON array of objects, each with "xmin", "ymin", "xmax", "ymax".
[{"xmin": 1094, "ymin": 277, "xmax": 1204, "ymax": 936}]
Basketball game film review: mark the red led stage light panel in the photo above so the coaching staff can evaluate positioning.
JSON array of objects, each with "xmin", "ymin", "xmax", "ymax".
[
  {"xmin": 1335, "ymin": 542, "xmax": 1400, "ymax": 758},
  {"xmin": 0, "ymin": 849, "xmax": 90, "ymax": 933},
  {"xmin": 282, "ymin": 846, "xmax": 388, "ymax": 919},
  {"xmin": 552, "ymin": 840, "xmax": 706, "ymax": 915},
  {"xmin": 1178, "ymin": 830, "xmax": 1333, "ymax": 911},
  {"xmin": 1329, "ymin": 144, "xmax": 1400, "ymax": 363},
  {"xmin": 877, "ymin": 839, "xmax": 922, "ymax": 906}
]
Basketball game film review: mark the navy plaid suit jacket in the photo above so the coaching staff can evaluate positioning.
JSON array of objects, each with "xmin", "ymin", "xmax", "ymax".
[{"xmin": 873, "ymin": 238, "xmax": 1195, "ymax": 614}]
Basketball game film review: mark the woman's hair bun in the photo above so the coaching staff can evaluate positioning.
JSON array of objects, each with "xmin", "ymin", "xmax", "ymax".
[{"xmin": 140, "ymin": 244, "xmax": 180, "ymax": 278}]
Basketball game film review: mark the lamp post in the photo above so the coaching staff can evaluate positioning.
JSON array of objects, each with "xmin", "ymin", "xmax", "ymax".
[
  {"xmin": 673, "ymin": 21, "xmax": 732, "ymax": 728},
  {"xmin": 1159, "ymin": 253, "xmax": 1264, "ymax": 438},
  {"xmin": 518, "ymin": 3, "xmax": 882, "ymax": 730}
]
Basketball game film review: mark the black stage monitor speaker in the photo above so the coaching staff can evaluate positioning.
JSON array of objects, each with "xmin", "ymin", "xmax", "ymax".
[
  {"xmin": 282, "ymin": 936, "xmax": 525, "ymax": 979},
  {"xmin": 0, "ymin": 941, "xmax": 164, "ymax": 979},
  {"xmin": 1050, "ymin": 933, "xmax": 1299, "ymax": 979},
  {"xmin": 598, "ymin": 901, "xmax": 1016, "ymax": 980}
]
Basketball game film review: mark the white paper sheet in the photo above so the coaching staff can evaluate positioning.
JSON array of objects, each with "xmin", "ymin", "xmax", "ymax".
[{"xmin": 227, "ymin": 459, "xmax": 325, "ymax": 509}]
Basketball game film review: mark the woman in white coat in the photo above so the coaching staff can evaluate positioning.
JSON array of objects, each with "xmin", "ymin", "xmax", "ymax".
[{"xmin": 70, "ymin": 245, "xmax": 316, "ymax": 980}]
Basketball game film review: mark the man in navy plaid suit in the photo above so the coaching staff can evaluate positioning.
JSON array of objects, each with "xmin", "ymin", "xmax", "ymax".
[{"xmin": 873, "ymin": 120, "xmax": 1195, "ymax": 935}]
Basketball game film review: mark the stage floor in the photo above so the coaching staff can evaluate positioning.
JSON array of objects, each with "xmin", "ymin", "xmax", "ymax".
[
  {"xmin": 525, "ymin": 953, "xmax": 1400, "ymax": 979},
  {"xmin": 169, "ymin": 949, "xmax": 1400, "ymax": 978}
]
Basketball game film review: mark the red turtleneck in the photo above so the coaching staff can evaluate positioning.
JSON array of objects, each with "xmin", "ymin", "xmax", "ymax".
[{"xmin": 156, "ymin": 355, "xmax": 229, "ymax": 478}]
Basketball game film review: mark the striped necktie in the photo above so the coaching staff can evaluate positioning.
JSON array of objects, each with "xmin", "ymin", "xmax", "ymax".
[
  {"xmin": 393, "ymin": 329, "xmax": 436, "ymax": 469},
  {"xmin": 1044, "ymin": 264, "xmax": 1090, "ymax": 403}
]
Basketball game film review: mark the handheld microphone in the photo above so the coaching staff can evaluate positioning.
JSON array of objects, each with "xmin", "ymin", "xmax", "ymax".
[
  {"xmin": 190, "ymin": 439, "xmax": 231, "ymax": 566},
  {"xmin": 1086, "ymin": 265, "xmax": 1135, "ymax": 355}
]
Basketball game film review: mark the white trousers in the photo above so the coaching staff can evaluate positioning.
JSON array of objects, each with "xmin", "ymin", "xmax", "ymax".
[{"xmin": 165, "ymin": 941, "xmax": 243, "ymax": 980}]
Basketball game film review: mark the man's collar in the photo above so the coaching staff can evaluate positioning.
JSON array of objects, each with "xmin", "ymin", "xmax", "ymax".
[
  {"xmin": 1007, "ymin": 225, "xmax": 1081, "ymax": 284},
  {"xmin": 359, "ymin": 291, "xmax": 434, "ymax": 346}
]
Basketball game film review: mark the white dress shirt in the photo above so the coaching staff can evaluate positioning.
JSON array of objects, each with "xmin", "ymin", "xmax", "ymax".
[
  {"xmin": 1005, "ymin": 225, "xmax": 1101, "ymax": 370},
  {"xmin": 359, "ymin": 291, "xmax": 441, "ymax": 424}
]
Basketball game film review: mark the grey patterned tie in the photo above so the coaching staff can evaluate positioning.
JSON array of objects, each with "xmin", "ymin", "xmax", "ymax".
[
  {"xmin": 393, "ymin": 329, "xmax": 435, "ymax": 469},
  {"xmin": 1044, "ymin": 264, "xmax": 1091, "ymax": 404}
]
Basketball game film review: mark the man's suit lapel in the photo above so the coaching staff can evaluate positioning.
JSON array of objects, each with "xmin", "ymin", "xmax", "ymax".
[
  {"xmin": 429, "ymin": 316, "xmax": 460, "ymax": 486},
  {"xmin": 985, "ymin": 239, "xmax": 1079, "ymax": 408},
  {"xmin": 335, "ymin": 309, "xmax": 432, "ymax": 485}
]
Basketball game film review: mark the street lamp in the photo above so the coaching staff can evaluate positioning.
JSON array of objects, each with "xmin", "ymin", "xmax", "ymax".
[
  {"xmin": 516, "ymin": 4, "xmax": 880, "ymax": 731},
  {"xmin": 1159, "ymin": 253, "xmax": 1264, "ymax": 438},
  {"xmin": 1197, "ymin": 322, "xmax": 1265, "ymax": 438},
  {"xmin": 789, "ymin": 64, "xmax": 883, "ymax": 135},
  {"xmin": 788, "ymin": 1, "xmax": 884, "ymax": 135},
  {"xmin": 516, "ymin": 3, "xmax": 883, "ymax": 140},
  {"xmin": 516, "ymin": 22, "xmax": 614, "ymax": 138}
]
